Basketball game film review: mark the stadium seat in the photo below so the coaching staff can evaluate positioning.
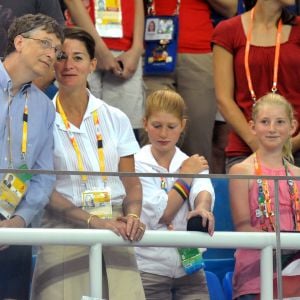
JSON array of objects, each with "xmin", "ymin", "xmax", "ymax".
[
  {"xmin": 205, "ymin": 270, "xmax": 225, "ymax": 300},
  {"xmin": 222, "ymin": 271, "xmax": 233, "ymax": 300}
]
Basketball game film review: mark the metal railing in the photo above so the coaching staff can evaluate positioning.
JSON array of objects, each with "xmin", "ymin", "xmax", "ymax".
[
  {"xmin": 0, "ymin": 228, "xmax": 300, "ymax": 299},
  {"xmin": 1, "ymin": 169, "xmax": 300, "ymax": 299}
]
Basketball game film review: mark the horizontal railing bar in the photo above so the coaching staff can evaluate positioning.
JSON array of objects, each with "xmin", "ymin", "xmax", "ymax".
[
  {"xmin": 1, "ymin": 168, "xmax": 300, "ymax": 180},
  {"xmin": 0, "ymin": 229, "xmax": 300, "ymax": 249}
]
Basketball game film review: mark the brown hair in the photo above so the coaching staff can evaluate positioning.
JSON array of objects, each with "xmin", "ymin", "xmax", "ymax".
[{"xmin": 5, "ymin": 13, "xmax": 64, "ymax": 57}]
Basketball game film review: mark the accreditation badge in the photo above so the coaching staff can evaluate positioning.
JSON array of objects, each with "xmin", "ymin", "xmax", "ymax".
[
  {"xmin": 82, "ymin": 187, "xmax": 112, "ymax": 219},
  {"xmin": 0, "ymin": 164, "xmax": 32, "ymax": 219},
  {"xmin": 95, "ymin": 0, "xmax": 123, "ymax": 38}
]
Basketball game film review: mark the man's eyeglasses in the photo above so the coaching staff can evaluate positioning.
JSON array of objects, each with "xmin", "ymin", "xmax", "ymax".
[{"xmin": 22, "ymin": 36, "xmax": 62, "ymax": 56}]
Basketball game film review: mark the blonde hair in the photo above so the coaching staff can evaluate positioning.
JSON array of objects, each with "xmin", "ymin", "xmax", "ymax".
[
  {"xmin": 252, "ymin": 93, "xmax": 296, "ymax": 163},
  {"xmin": 144, "ymin": 89, "xmax": 186, "ymax": 121}
]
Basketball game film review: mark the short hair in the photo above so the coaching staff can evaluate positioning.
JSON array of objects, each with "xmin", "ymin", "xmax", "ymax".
[
  {"xmin": 5, "ymin": 13, "xmax": 64, "ymax": 57},
  {"xmin": 144, "ymin": 89, "xmax": 186, "ymax": 121},
  {"xmin": 63, "ymin": 27, "xmax": 95, "ymax": 59}
]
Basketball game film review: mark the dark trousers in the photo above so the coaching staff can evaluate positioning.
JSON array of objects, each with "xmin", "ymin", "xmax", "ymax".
[{"xmin": 0, "ymin": 245, "xmax": 32, "ymax": 300}]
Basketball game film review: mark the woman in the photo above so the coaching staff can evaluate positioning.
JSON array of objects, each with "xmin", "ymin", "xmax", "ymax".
[
  {"xmin": 31, "ymin": 27, "xmax": 145, "ymax": 300},
  {"xmin": 212, "ymin": 0, "xmax": 300, "ymax": 169}
]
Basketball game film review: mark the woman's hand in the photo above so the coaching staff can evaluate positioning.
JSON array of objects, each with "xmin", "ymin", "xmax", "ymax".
[
  {"xmin": 89, "ymin": 216, "xmax": 130, "ymax": 240},
  {"xmin": 117, "ymin": 214, "xmax": 145, "ymax": 242}
]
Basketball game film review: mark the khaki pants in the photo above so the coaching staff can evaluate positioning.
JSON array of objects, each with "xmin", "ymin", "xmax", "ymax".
[
  {"xmin": 140, "ymin": 270, "xmax": 209, "ymax": 300},
  {"xmin": 31, "ymin": 208, "xmax": 145, "ymax": 300}
]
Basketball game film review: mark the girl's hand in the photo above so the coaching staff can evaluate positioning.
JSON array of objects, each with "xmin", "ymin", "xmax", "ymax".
[
  {"xmin": 187, "ymin": 209, "xmax": 215, "ymax": 236},
  {"xmin": 180, "ymin": 155, "xmax": 209, "ymax": 174}
]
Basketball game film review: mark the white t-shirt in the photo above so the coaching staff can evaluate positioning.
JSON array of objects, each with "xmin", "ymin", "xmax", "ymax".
[
  {"xmin": 53, "ymin": 91, "xmax": 139, "ymax": 206},
  {"xmin": 134, "ymin": 145, "xmax": 215, "ymax": 278}
]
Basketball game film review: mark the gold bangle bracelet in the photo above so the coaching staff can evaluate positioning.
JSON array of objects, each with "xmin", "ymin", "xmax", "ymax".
[
  {"xmin": 126, "ymin": 213, "xmax": 140, "ymax": 220},
  {"xmin": 87, "ymin": 214, "xmax": 97, "ymax": 229}
]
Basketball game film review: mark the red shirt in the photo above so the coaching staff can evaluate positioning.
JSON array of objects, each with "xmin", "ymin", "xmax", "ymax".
[
  {"xmin": 153, "ymin": 0, "xmax": 213, "ymax": 53},
  {"xmin": 103, "ymin": 0, "xmax": 134, "ymax": 51},
  {"xmin": 212, "ymin": 15, "xmax": 300, "ymax": 157},
  {"xmin": 65, "ymin": 0, "xmax": 134, "ymax": 51}
]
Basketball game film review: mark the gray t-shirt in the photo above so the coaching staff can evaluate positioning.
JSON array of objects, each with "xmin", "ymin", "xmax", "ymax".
[{"xmin": 0, "ymin": 0, "xmax": 65, "ymax": 57}]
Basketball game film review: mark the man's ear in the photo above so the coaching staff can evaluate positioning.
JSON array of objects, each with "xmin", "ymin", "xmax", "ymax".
[{"xmin": 14, "ymin": 35, "xmax": 24, "ymax": 52}]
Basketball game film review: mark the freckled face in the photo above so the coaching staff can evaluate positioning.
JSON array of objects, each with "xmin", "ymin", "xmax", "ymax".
[{"xmin": 144, "ymin": 111, "xmax": 185, "ymax": 156}]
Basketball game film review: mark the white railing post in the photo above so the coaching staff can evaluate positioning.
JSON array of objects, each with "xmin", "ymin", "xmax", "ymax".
[
  {"xmin": 261, "ymin": 245, "xmax": 273, "ymax": 300},
  {"xmin": 90, "ymin": 243, "xmax": 102, "ymax": 298}
]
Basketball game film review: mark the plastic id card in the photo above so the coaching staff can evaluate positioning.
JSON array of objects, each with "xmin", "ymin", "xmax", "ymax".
[
  {"xmin": 177, "ymin": 248, "xmax": 205, "ymax": 275},
  {"xmin": 95, "ymin": 0, "xmax": 123, "ymax": 38},
  {"xmin": 0, "ymin": 164, "xmax": 32, "ymax": 219},
  {"xmin": 144, "ymin": 15, "xmax": 178, "ymax": 75},
  {"xmin": 82, "ymin": 187, "xmax": 112, "ymax": 219}
]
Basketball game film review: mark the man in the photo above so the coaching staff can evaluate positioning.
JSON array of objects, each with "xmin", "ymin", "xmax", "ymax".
[
  {"xmin": 0, "ymin": 14, "xmax": 63, "ymax": 299},
  {"xmin": 0, "ymin": 0, "xmax": 64, "ymax": 59}
]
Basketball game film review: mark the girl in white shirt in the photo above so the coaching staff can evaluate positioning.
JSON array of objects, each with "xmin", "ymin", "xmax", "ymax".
[{"xmin": 135, "ymin": 89, "xmax": 215, "ymax": 299}]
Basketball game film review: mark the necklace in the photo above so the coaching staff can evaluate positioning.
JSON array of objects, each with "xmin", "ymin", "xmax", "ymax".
[
  {"xmin": 244, "ymin": 7, "xmax": 283, "ymax": 104},
  {"xmin": 254, "ymin": 153, "xmax": 300, "ymax": 231}
]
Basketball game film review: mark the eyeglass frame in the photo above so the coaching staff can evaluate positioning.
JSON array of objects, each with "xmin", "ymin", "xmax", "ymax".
[{"xmin": 21, "ymin": 35, "xmax": 62, "ymax": 57}]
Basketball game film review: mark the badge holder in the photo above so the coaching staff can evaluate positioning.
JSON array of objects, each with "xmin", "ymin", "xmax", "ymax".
[
  {"xmin": 144, "ymin": 15, "xmax": 179, "ymax": 75},
  {"xmin": 178, "ymin": 248, "xmax": 205, "ymax": 275},
  {"xmin": 0, "ymin": 164, "xmax": 32, "ymax": 219},
  {"xmin": 82, "ymin": 187, "xmax": 113, "ymax": 219},
  {"xmin": 95, "ymin": 0, "xmax": 123, "ymax": 38}
]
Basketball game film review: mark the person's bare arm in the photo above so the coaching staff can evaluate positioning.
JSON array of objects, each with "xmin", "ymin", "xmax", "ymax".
[
  {"xmin": 117, "ymin": 0, "xmax": 144, "ymax": 79},
  {"xmin": 213, "ymin": 44, "xmax": 258, "ymax": 152},
  {"xmin": 207, "ymin": 0, "xmax": 237, "ymax": 18},
  {"xmin": 119, "ymin": 155, "xmax": 145, "ymax": 241},
  {"xmin": 229, "ymin": 163, "xmax": 258, "ymax": 232},
  {"xmin": 48, "ymin": 190, "xmax": 128, "ymax": 239},
  {"xmin": 63, "ymin": 0, "xmax": 122, "ymax": 74}
]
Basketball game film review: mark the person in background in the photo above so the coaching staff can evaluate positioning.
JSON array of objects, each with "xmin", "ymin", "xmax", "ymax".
[
  {"xmin": 63, "ymin": 0, "xmax": 145, "ymax": 140},
  {"xmin": 229, "ymin": 93, "xmax": 300, "ymax": 299},
  {"xmin": 135, "ymin": 89, "xmax": 215, "ymax": 299},
  {"xmin": 0, "ymin": 13, "xmax": 63, "ymax": 300},
  {"xmin": 212, "ymin": 0, "xmax": 300, "ymax": 170},
  {"xmin": 142, "ymin": 0, "xmax": 237, "ymax": 169},
  {"xmin": 31, "ymin": 27, "xmax": 145, "ymax": 300}
]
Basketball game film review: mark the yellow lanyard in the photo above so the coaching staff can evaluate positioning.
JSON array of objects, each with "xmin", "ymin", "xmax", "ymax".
[
  {"xmin": 92, "ymin": 110, "xmax": 107, "ymax": 182},
  {"xmin": 56, "ymin": 96, "xmax": 106, "ymax": 183},
  {"xmin": 21, "ymin": 92, "xmax": 28, "ymax": 158},
  {"xmin": 7, "ymin": 91, "xmax": 28, "ymax": 167}
]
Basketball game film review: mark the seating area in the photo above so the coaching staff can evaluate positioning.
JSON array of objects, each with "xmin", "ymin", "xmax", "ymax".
[
  {"xmin": 204, "ymin": 179, "xmax": 234, "ymax": 300},
  {"xmin": 205, "ymin": 270, "xmax": 233, "ymax": 300}
]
